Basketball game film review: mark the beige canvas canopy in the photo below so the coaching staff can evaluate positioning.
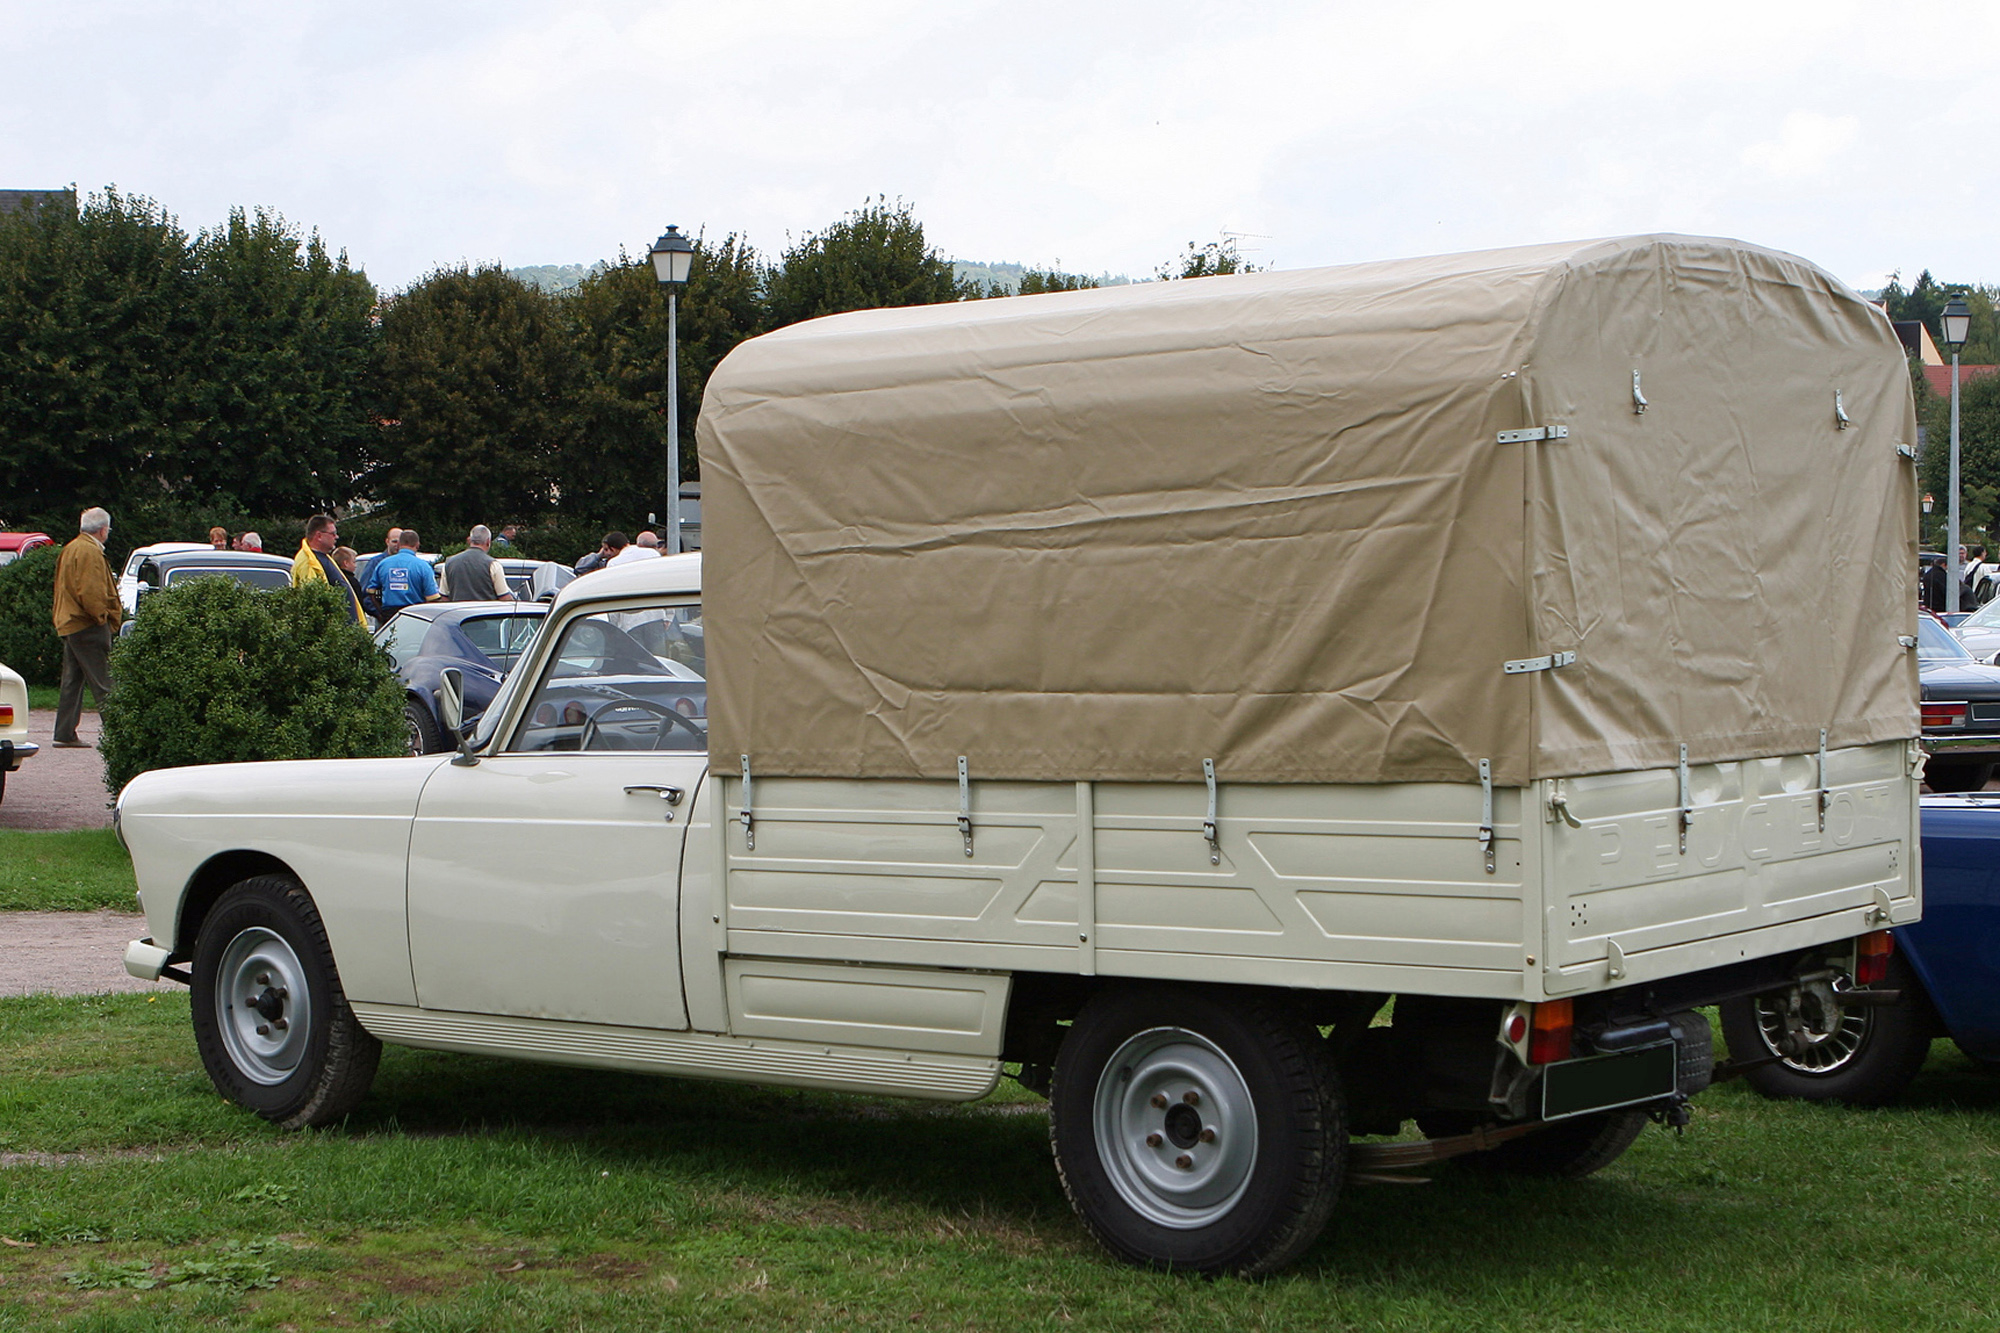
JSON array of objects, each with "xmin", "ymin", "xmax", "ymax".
[{"xmin": 699, "ymin": 235, "xmax": 1918, "ymax": 786}]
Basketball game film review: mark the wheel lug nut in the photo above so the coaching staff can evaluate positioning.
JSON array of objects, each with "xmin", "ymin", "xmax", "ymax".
[
  {"xmin": 256, "ymin": 973, "xmax": 270, "ymax": 986},
  {"xmin": 1146, "ymin": 1133, "xmax": 1163, "ymax": 1148},
  {"xmin": 255, "ymin": 1024, "xmax": 271, "ymax": 1036},
  {"xmin": 276, "ymin": 988, "xmax": 288, "ymax": 1000},
  {"xmin": 1150, "ymin": 1094, "xmax": 1168, "ymax": 1109},
  {"xmin": 1199, "ymin": 1128, "xmax": 1216, "ymax": 1143},
  {"xmin": 1175, "ymin": 1154, "xmax": 1193, "ymax": 1170},
  {"xmin": 273, "ymin": 1018, "xmax": 288, "ymax": 1031},
  {"xmin": 1182, "ymin": 1090, "xmax": 1200, "ymax": 1106}
]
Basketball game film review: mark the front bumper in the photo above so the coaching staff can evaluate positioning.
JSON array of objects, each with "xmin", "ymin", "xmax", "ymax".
[
  {"xmin": 1, "ymin": 738, "xmax": 35, "ymax": 771},
  {"xmin": 123, "ymin": 938, "xmax": 179, "ymax": 983}
]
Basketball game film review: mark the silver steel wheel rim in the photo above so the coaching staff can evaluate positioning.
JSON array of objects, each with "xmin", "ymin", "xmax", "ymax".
[
  {"xmin": 404, "ymin": 709, "xmax": 426, "ymax": 756},
  {"xmin": 1754, "ymin": 997, "xmax": 1868, "ymax": 1073},
  {"xmin": 1091, "ymin": 1026, "xmax": 1258, "ymax": 1229},
  {"xmin": 215, "ymin": 926, "xmax": 312, "ymax": 1086}
]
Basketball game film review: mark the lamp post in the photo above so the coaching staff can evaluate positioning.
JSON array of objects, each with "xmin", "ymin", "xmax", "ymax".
[
  {"xmin": 1944, "ymin": 294, "xmax": 1972, "ymax": 612},
  {"xmin": 649, "ymin": 225, "xmax": 695, "ymax": 555}
]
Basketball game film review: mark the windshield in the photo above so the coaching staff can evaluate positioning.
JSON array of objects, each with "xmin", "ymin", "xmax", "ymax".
[
  {"xmin": 1961, "ymin": 599, "xmax": 2000, "ymax": 629},
  {"xmin": 163, "ymin": 566, "xmax": 291, "ymax": 592},
  {"xmin": 1919, "ymin": 615, "xmax": 1974, "ymax": 663}
]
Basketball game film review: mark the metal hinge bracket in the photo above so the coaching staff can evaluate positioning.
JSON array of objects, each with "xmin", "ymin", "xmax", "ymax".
[
  {"xmin": 1835, "ymin": 389, "xmax": 1851, "ymax": 430},
  {"xmin": 1202, "ymin": 758, "xmax": 1220, "ymax": 865},
  {"xmin": 1478, "ymin": 758, "xmax": 1495, "ymax": 874},
  {"xmin": 1548, "ymin": 779, "xmax": 1583, "ymax": 828},
  {"xmin": 1504, "ymin": 651, "xmax": 1576, "ymax": 675},
  {"xmin": 1898, "ymin": 634, "xmax": 1917, "ymax": 649},
  {"xmin": 1677, "ymin": 743, "xmax": 1692, "ymax": 854},
  {"xmin": 957, "ymin": 755, "xmax": 974, "ymax": 857},
  {"xmin": 1897, "ymin": 443, "xmax": 1917, "ymax": 460},
  {"xmin": 1496, "ymin": 425, "xmax": 1570, "ymax": 445},
  {"xmin": 738, "ymin": 754, "xmax": 755, "ymax": 851},
  {"xmin": 1605, "ymin": 937, "xmax": 1627, "ymax": 981},
  {"xmin": 1817, "ymin": 729, "xmax": 1830, "ymax": 832},
  {"xmin": 1631, "ymin": 370, "xmax": 1648, "ymax": 415}
]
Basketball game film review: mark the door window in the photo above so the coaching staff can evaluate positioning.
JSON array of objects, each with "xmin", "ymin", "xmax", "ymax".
[{"xmin": 510, "ymin": 604, "xmax": 707, "ymax": 753}]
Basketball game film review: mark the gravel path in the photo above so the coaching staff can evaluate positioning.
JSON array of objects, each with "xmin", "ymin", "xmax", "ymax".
[
  {"xmin": 2, "ymin": 710, "xmax": 112, "ymax": 831},
  {"xmin": 0, "ymin": 910, "xmax": 167, "ymax": 997}
]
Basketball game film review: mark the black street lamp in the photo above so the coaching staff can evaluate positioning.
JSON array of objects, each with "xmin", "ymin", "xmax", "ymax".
[
  {"xmin": 1944, "ymin": 294, "xmax": 1972, "ymax": 611},
  {"xmin": 650, "ymin": 225, "xmax": 695, "ymax": 555}
]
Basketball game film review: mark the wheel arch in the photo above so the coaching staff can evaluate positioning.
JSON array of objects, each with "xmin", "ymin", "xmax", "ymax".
[{"xmin": 173, "ymin": 850, "xmax": 300, "ymax": 958}]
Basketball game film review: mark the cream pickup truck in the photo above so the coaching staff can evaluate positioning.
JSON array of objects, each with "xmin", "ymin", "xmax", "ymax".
[{"xmin": 121, "ymin": 235, "xmax": 1923, "ymax": 1275}]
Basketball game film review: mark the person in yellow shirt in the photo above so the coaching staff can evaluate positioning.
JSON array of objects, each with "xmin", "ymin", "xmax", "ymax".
[
  {"xmin": 291, "ymin": 514, "xmax": 366, "ymax": 626},
  {"xmin": 50, "ymin": 507, "xmax": 120, "ymax": 748}
]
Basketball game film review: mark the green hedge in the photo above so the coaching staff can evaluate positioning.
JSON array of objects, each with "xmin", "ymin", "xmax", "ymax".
[
  {"xmin": 100, "ymin": 579, "xmax": 406, "ymax": 794},
  {"xmin": 0, "ymin": 545, "xmax": 62, "ymax": 686}
]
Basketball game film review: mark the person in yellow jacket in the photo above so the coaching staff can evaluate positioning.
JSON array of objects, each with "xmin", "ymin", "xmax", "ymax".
[
  {"xmin": 292, "ymin": 514, "xmax": 366, "ymax": 626},
  {"xmin": 50, "ymin": 507, "xmax": 120, "ymax": 748}
]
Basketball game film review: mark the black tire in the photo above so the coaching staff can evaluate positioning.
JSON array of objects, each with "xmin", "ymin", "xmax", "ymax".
[
  {"xmin": 1924, "ymin": 761, "xmax": 1992, "ymax": 793},
  {"xmin": 1416, "ymin": 1107, "xmax": 1649, "ymax": 1178},
  {"xmin": 191, "ymin": 875, "xmax": 381, "ymax": 1129},
  {"xmin": 404, "ymin": 699, "xmax": 444, "ymax": 756},
  {"xmin": 0, "ymin": 766, "xmax": 7, "ymax": 805},
  {"xmin": 1717, "ymin": 955, "xmax": 1935, "ymax": 1107},
  {"xmin": 1048, "ymin": 985, "xmax": 1344, "ymax": 1275}
]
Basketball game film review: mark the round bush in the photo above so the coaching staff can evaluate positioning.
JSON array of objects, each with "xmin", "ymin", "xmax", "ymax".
[
  {"xmin": 0, "ymin": 545, "xmax": 63, "ymax": 686},
  {"xmin": 101, "ymin": 579, "xmax": 406, "ymax": 795}
]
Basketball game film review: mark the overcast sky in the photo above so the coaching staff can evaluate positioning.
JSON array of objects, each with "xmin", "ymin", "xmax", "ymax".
[{"xmin": 5, "ymin": 0, "xmax": 1993, "ymax": 294}]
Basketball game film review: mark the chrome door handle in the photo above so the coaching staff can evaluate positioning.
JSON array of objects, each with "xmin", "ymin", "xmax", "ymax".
[{"xmin": 623, "ymin": 784, "xmax": 684, "ymax": 806}]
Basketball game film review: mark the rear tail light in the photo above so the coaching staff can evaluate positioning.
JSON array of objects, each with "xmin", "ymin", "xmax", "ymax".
[
  {"xmin": 675, "ymin": 697, "xmax": 696, "ymax": 716},
  {"xmin": 1527, "ymin": 999, "xmax": 1574, "ymax": 1065},
  {"xmin": 1922, "ymin": 701, "xmax": 1969, "ymax": 728},
  {"xmin": 0, "ymin": 705, "xmax": 12, "ymax": 725},
  {"xmin": 1855, "ymin": 930, "xmax": 1894, "ymax": 986}
]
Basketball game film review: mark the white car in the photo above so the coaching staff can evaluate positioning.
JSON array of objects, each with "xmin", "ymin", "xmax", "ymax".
[
  {"xmin": 118, "ymin": 543, "xmax": 215, "ymax": 617},
  {"xmin": 0, "ymin": 660, "xmax": 34, "ymax": 804}
]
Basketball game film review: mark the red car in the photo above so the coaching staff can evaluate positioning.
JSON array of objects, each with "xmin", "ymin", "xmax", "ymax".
[{"xmin": 0, "ymin": 533, "xmax": 53, "ymax": 567}]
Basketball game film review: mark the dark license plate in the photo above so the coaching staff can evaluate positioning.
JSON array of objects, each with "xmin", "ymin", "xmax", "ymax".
[{"xmin": 1541, "ymin": 1041, "xmax": 1678, "ymax": 1121}]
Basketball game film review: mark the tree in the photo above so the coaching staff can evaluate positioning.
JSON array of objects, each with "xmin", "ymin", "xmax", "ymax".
[
  {"xmin": 185, "ymin": 209, "xmax": 379, "ymax": 516},
  {"xmin": 764, "ymin": 198, "xmax": 976, "ymax": 328},
  {"xmin": 1883, "ymin": 273, "xmax": 2000, "ymax": 365},
  {"xmin": 1919, "ymin": 370, "xmax": 2000, "ymax": 551},
  {"xmin": 0, "ymin": 187, "xmax": 203, "ymax": 527},
  {"xmin": 1157, "ymin": 237, "xmax": 1258, "ymax": 281},
  {"xmin": 566, "ymin": 234, "xmax": 767, "ymax": 517},
  {"xmin": 370, "ymin": 266, "xmax": 580, "ymax": 531},
  {"xmin": 1018, "ymin": 268, "xmax": 1100, "ymax": 295}
]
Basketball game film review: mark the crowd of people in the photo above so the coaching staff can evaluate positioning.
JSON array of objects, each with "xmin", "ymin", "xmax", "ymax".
[{"xmin": 43, "ymin": 506, "xmax": 689, "ymax": 748}]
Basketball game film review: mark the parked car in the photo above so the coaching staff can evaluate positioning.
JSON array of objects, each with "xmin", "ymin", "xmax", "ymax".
[
  {"xmin": 1720, "ymin": 793, "xmax": 2000, "ymax": 1104},
  {"xmin": 1916, "ymin": 614, "xmax": 2000, "ymax": 791},
  {"xmin": 1947, "ymin": 595, "xmax": 2000, "ymax": 663},
  {"xmin": 434, "ymin": 556, "xmax": 574, "ymax": 603},
  {"xmin": 118, "ymin": 542, "xmax": 218, "ymax": 616},
  {"xmin": 119, "ymin": 550, "xmax": 299, "ymax": 632},
  {"xmin": 375, "ymin": 602, "xmax": 550, "ymax": 754},
  {"xmin": 0, "ymin": 659, "xmax": 34, "ymax": 804},
  {"xmin": 0, "ymin": 532, "xmax": 53, "ymax": 568}
]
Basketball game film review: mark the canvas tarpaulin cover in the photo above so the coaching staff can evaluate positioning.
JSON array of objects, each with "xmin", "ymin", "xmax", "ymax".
[{"xmin": 698, "ymin": 235, "xmax": 1918, "ymax": 786}]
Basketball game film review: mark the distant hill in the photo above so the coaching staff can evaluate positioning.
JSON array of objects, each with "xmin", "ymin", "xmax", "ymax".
[
  {"xmin": 508, "ymin": 262, "xmax": 606, "ymax": 293},
  {"xmin": 952, "ymin": 260, "xmax": 1134, "ymax": 294}
]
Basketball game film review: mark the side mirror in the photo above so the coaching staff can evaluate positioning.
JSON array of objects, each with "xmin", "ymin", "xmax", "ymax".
[{"xmin": 439, "ymin": 667, "xmax": 478, "ymax": 766}]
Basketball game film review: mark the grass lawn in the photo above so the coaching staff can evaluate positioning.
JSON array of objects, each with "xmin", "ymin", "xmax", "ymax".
[
  {"xmin": 23, "ymin": 687, "xmax": 89, "ymax": 715},
  {"xmin": 0, "ymin": 829, "xmax": 136, "ymax": 912},
  {"xmin": 1, "ymin": 993, "xmax": 1996, "ymax": 1330}
]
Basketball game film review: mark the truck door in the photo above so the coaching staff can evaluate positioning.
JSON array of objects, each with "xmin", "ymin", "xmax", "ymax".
[{"xmin": 406, "ymin": 601, "xmax": 710, "ymax": 1029}]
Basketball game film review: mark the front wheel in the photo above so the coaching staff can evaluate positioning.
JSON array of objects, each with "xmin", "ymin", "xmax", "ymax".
[
  {"xmin": 191, "ymin": 875, "xmax": 381, "ymax": 1128},
  {"xmin": 1717, "ymin": 956, "xmax": 1935, "ymax": 1106},
  {"xmin": 1049, "ymin": 986, "xmax": 1344, "ymax": 1275},
  {"xmin": 404, "ymin": 700, "xmax": 444, "ymax": 756}
]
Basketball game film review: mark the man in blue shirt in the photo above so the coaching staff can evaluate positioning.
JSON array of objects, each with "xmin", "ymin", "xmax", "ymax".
[{"xmin": 363, "ymin": 528, "xmax": 442, "ymax": 618}]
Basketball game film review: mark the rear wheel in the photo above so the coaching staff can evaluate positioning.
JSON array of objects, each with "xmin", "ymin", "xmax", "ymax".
[
  {"xmin": 1049, "ymin": 986, "xmax": 1344, "ymax": 1274},
  {"xmin": 191, "ymin": 875, "xmax": 380, "ymax": 1128},
  {"xmin": 404, "ymin": 699, "xmax": 444, "ymax": 756},
  {"xmin": 1718, "ymin": 955, "xmax": 1935, "ymax": 1106},
  {"xmin": 1924, "ymin": 761, "xmax": 1992, "ymax": 793}
]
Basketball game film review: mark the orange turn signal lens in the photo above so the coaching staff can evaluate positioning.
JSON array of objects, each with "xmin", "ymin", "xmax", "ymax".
[
  {"xmin": 1528, "ymin": 999, "xmax": 1574, "ymax": 1065},
  {"xmin": 1855, "ymin": 930, "xmax": 1894, "ymax": 986}
]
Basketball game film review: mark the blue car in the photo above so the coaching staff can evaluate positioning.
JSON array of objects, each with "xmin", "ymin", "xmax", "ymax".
[
  {"xmin": 375, "ymin": 602, "xmax": 549, "ymax": 755},
  {"xmin": 1719, "ymin": 792, "xmax": 2000, "ymax": 1103}
]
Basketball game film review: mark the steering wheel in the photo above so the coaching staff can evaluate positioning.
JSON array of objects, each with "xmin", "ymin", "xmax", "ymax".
[{"xmin": 577, "ymin": 697, "xmax": 705, "ymax": 751}]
